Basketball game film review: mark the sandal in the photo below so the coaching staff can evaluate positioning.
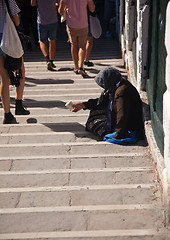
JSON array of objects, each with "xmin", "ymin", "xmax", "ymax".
[
  {"xmin": 78, "ymin": 67, "xmax": 88, "ymax": 76},
  {"xmin": 73, "ymin": 69, "xmax": 79, "ymax": 74}
]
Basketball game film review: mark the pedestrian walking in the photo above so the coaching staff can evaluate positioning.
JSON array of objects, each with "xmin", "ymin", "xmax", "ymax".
[
  {"xmin": 58, "ymin": 0, "xmax": 95, "ymax": 76},
  {"xmin": 31, "ymin": 0, "xmax": 59, "ymax": 71},
  {"xmin": 0, "ymin": 0, "xmax": 30, "ymax": 124}
]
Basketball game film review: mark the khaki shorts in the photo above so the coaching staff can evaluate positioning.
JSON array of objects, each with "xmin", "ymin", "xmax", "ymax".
[{"xmin": 66, "ymin": 26, "xmax": 88, "ymax": 47}]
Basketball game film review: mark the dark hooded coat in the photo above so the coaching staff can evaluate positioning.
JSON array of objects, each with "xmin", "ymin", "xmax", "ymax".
[{"xmin": 83, "ymin": 66, "xmax": 144, "ymax": 139}]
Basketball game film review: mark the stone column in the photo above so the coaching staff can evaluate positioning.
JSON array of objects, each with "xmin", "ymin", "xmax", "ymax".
[
  {"xmin": 136, "ymin": 0, "xmax": 149, "ymax": 91},
  {"xmin": 163, "ymin": 1, "xmax": 170, "ymax": 223},
  {"xmin": 125, "ymin": 0, "xmax": 135, "ymax": 51},
  {"xmin": 119, "ymin": 0, "xmax": 125, "ymax": 56}
]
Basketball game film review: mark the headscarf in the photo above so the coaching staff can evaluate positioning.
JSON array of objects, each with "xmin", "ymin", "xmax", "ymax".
[{"xmin": 94, "ymin": 66, "xmax": 123, "ymax": 105}]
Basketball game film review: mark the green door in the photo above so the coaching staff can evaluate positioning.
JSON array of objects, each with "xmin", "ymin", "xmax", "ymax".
[{"xmin": 147, "ymin": 0, "xmax": 168, "ymax": 155}]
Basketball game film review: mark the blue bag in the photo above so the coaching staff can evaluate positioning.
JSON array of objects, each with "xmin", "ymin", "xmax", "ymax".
[{"xmin": 103, "ymin": 131, "xmax": 138, "ymax": 145}]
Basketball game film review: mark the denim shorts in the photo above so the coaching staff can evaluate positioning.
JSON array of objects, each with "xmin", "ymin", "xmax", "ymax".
[
  {"xmin": 38, "ymin": 22, "xmax": 58, "ymax": 42},
  {"xmin": 0, "ymin": 33, "xmax": 6, "ymax": 57}
]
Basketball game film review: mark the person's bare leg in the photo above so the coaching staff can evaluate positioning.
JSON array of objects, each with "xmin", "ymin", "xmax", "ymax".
[
  {"xmin": 0, "ymin": 56, "xmax": 10, "ymax": 113},
  {"xmin": 79, "ymin": 42, "xmax": 86, "ymax": 69},
  {"xmin": 85, "ymin": 36, "xmax": 93, "ymax": 62},
  {"xmin": 49, "ymin": 40, "xmax": 56, "ymax": 61},
  {"xmin": 39, "ymin": 41, "xmax": 49, "ymax": 57},
  {"xmin": 71, "ymin": 42, "xmax": 79, "ymax": 71}
]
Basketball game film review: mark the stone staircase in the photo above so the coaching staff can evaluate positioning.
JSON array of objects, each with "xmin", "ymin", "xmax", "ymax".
[{"xmin": 0, "ymin": 38, "xmax": 168, "ymax": 239}]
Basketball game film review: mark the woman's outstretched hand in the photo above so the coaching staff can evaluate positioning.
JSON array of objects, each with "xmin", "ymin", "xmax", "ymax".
[{"xmin": 72, "ymin": 103, "xmax": 85, "ymax": 112}]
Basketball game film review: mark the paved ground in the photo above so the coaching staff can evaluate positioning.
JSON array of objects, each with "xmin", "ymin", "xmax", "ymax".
[{"xmin": 0, "ymin": 32, "xmax": 168, "ymax": 239}]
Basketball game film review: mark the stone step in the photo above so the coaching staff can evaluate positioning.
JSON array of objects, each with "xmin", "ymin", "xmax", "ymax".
[
  {"xmin": 10, "ymin": 92, "xmax": 99, "ymax": 99},
  {"xmin": 0, "ymin": 114, "xmax": 89, "ymax": 124},
  {"xmin": 0, "ymin": 155, "xmax": 152, "ymax": 171},
  {"xmin": 24, "ymin": 59, "xmax": 123, "ymax": 67},
  {"xmin": 0, "ymin": 167, "xmax": 156, "ymax": 188},
  {"xmin": 8, "ymin": 100, "xmax": 91, "ymax": 108},
  {"xmin": 0, "ymin": 184, "xmax": 160, "ymax": 208},
  {"xmin": 0, "ymin": 229, "xmax": 166, "ymax": 240},
  {"xmin": 0, "ymin": 205, "xmax": 164, "ymax": 234},
  {"xmin": 0, "ymin": 141, "xmax": 148, "ymax": 157},
  {"xmin": 0, "ymin": 122, "xmax": 87, "ymax": 134},
  {"xmin": 10, "ymin": 82, "xmax": 100, "ymax": 90},
  {"xmin": 17, "ymin": 94, "xmax": 99, "ymax": 101},
  {"xmin": 0, "ymin": 108, "xmax": 89, "ymax": 117},
  {"xmin": 0, "ymin": 131, "xmax": 98, "ymax": 144},
  {"xmin": 15, "ymin": 88, "xmax": 101, "ymax": 96}
]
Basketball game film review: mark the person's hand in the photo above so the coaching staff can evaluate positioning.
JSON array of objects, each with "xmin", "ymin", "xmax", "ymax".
[{"xmin": 72, "ymin": 103, "xmax": 85, "ymax": 112}]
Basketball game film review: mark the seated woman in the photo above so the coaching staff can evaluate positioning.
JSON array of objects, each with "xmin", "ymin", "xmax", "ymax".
[{"xmin": 72, "ymin": 66, "xmax": 144, "ymax": 143}]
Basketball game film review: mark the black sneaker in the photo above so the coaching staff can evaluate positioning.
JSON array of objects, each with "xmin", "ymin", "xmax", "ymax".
[
  {"xmin": 84, "ymin": 61, "xmax": 94, "ymax": 67},
  {"xmin": 3, "ymin": 112, "xmax": 18, "ymax": 124},
  {"xmin": 15, "ymin": 105, "xmax": 30, "ymax": 115}
]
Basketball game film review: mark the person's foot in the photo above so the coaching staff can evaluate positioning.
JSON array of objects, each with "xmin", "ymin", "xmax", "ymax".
[
  {"xmin": 84, "ymin": 61, "xmax": 94, "ymax": 67},
  {"xmin": 73, "ymin": 69, "xmax": 79, "ymax": 74},
  {"xmin": 15, "ymin": 105, "xmax": 30, "ymax": 115},
  {"xmin": 3, "ymin": 112, "xmax": 18, "ymax": 124},
  {"xmin": 78, "ymin": 67, "xmax": 88, "ymax": 77},
  {"xmin": 47, "ymin": 61, "xmax": 54, "ymax": 71}
]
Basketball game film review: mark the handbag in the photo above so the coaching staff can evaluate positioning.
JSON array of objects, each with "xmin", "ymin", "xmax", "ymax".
[
  {"xmin": 89, "ymin": 15, "xmax": 102, "ymax": 39},
  {"xmin": 0, "ymin": 6, "xmax": 24, "ymax": 58},
  {"xmin": 85, "ymin": 109, "xmax": 108, "ymax": 138}
]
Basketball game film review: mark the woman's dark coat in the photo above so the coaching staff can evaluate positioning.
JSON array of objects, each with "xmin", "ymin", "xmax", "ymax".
[{"xmin": 83, "ymin": 79, "xmax": 144, "ymax": 139}]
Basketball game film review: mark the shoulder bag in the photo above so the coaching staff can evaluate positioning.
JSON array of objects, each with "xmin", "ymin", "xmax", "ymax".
[{"xmin": 0, "ymin": 5, "xmax": 24, "ymax": 58}]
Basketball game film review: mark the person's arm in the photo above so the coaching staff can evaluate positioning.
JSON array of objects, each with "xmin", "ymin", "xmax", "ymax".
[
  {"xmin": 72, "ymin": 103, "xmax": 85, "ymax": 112},
  {"xmin": 31, "ymin": 0, "xmax": 37, "ymax": 7},
  {"xmin": 58, "ymin": 0, "xmax": 67, "ymax": 16},
  {"xmin": 56, "ymin": 0, "xmax": 59, "ymax": 9},
  {"xmin": 12, "ymin": 13, "xmax": 20, "ymax": 26},
  {"xmin": 87, "ymin": 0, "xmax": 95, "ymax": 13},
  {"xmin": 72, "ymin": 98, "xmax": 99, "ymax": 112}
]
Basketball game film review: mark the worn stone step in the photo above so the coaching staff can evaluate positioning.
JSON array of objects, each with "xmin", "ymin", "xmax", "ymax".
[
  {"xmin": 24, "ymin": 58, "xmax": 124, "ymax": 66},
  {"xmin": 0, "ymin": 155, "xmax": 152, "ymax": 171},
  {"xmin": 0, "ymin": 131, "xmax": 98, "ymax": 144},
  {"xmin": 0, "ymin": 114, "xmax": 89, "ymax": 124},
  {"xmin": 0, "ymin": 184, "xmax": 161, "ymax": 208},
  {"xmin": 10, "ymin": 93, "xmax": 99, "ymax": 99},
  {"xmin": 10, "ymin": 88, "xmax": 101, "ymax": 96},
  {"xmin": 0, "ymin": 205, "xmax": 164, "ymax": 234},
  {"xmin": 0, "ymin": 229, "xmax": 166, "ymax": 240},
  {"xmin": 0, "ymin": 167, "xmax": 155, "ymax": 188},
  {"xmin": 0, "ymin": 122, "xmax": 88, "ymax": 134},
  {"xmin": 0, "ymin": 141, "xmax": 148, "ymax": 158},
  {"xmin": 9, "ymin": 82, "xmax": 100, "ymax": 90}
]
